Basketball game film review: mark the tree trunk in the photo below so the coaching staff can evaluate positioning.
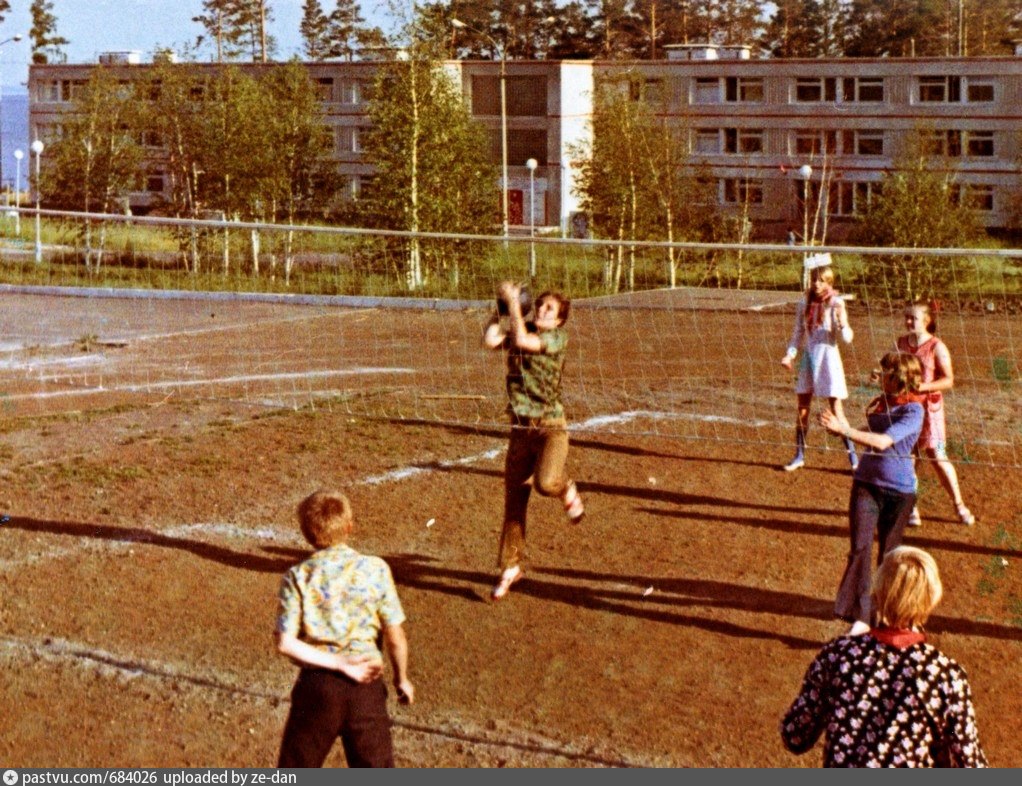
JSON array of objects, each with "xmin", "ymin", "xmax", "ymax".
[{"xmin": 250, "ymin": 228, "xmax": 260, "ymax": 274}]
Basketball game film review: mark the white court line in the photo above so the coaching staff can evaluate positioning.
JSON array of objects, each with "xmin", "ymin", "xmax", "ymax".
[
  {"xmin": 0, "ymin": 308, "xmax": 372, "ymax": 353},
  {"xmin": 0, "ymin": 355, "xmax": 107, "ymax": 371},
  {"xmin": 576, "ymin": 410, "xmax": 770, "ymax": 430},
  {"xmin": 1, "ymin": 367, "xmax": 414, "ymax": 401}
]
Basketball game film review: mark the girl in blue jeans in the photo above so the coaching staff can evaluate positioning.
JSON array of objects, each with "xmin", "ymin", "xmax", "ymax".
[{"xmin": 820, "ymin": 351, "xmax": 925, "ymax": 636}]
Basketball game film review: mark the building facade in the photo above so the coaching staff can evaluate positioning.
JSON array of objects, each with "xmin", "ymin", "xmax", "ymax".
[{"xmin": 27, "ymin": 49, "xmax": 1022, "ymax": 239}]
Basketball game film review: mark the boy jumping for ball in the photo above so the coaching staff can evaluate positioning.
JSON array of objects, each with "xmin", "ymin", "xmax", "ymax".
[{"xmin": 483, "ymin": 281, "xmax": 585, "ymax": 601}]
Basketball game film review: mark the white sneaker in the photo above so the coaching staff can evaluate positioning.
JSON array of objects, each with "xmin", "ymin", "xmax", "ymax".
[
  {"xmin": 907, "ymin": 507, "xmax": 922, "ymax": 527},
  {"xmin": 783, "ymin": 457, "xmax": 805, "ymax": 472},
  {"xmin": 491, "ymin": 565, "xmax": 522, "ymax": 601},
  {"xmin": 956, "ymin": 504, "xmax": 976, "ymax": 526},
  {"xmin": 563, "ymin": 481, "xmax": 585, "ymax": 524}
]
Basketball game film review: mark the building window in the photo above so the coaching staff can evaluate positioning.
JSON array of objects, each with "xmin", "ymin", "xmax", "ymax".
[
  {"xmin": 795, "ymin": 77, "xmax": 837, "ymax": 102},
  {"xmin": 966, "ymin": 79, "xmax": 994, "ymax": 102},
  {"xmin": 919, "ymin": 75, "xmax": 961, "ymax": 102},
  {"xmin": 316, "ymin": 78, "xmax": 334, "ymax": 102},
  {"xmin": 842, "ymin": 129, "xmax": 884, "ymax": 156},
  {"xmin": 725, "ymin": 77, "xmax": 763, "ymax": 102},
  {"xmin": 508, "ymin": 129, "xmax": 547, "ymax": 165},
  {"xmin": 964, "ymin": 184, "xmax": 994, "ymax": 211},
  {"xmin": 356, "ymin": 175, "xmax": 375, "ymax": 201},
  {"xmin": 794, "ymin": 130, "xmax": 837, "ymax": 155},
  {"xmin": 61, "ymin": 80, "xmax": 87, "ymax": 101},
  {"xmin": 146, "ymin": 174, "xmax": 165, "ymax": 193},
  {"xmin": 630, "ymin": 78, "xmax": 665, "ymax": 103},
  {"xmin": 692, "ymin": 77, "xmax": 720, "ymax": 103},
  {"xmin": 471, "ymin": 75, "xmax": 546, "ymax": 116},
  {"xmin": 844, "ymin": 77, "xmax": 884, "ymax": 102},
  {"xmin": 35, "ymin": 80, "xmax": 60, "ymax": 102},
  {"xmin": 338, "ymin": 78, "xmax": 363, "ymax": 104},
  {"xmin": 927, "ymin": 130, "xmax": 962, "ymax": 157},
  {"xmin": 694, "ymin": 128, "xmax": 719, "ymax": 154},
  {"xmin": 830, "ymin": 180, "xmax": 879, "ymax": 216},
  {"xmin": 966, "ymin": 130, "xmax": 994, "ymax": 157},
  {"xmin": 336, "ymin": 126, "xmax": 360, "ymax": 154},
  {"xmin": 723, "ymin": 128, "xmax": 763, "ymax": 154},
  {"xmin": 722, "ymin": 178, "xmax": 763, "ymax": 204},
  {"xmin": 140, "ymin": 129, "xmax": 162, "ymax": 148}
]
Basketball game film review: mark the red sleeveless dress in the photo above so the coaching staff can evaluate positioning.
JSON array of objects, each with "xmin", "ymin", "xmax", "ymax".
[{"xmin": 896, "ymin": 334, "xmax": 946, "ymax": 451}]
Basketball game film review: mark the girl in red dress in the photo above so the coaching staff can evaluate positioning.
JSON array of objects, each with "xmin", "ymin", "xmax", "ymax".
[{"xmin": 896, "ymin": 302, "xmax": 975, "ymax": 527}]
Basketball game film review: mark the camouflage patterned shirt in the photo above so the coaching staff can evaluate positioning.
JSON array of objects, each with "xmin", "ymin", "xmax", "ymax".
[{"xmin": 504, "ymin": 324, "xmax": 568, "ymax": 420}]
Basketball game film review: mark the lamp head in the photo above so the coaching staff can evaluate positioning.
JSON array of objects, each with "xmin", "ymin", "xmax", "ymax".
[
  {"xmin": 14, "ymin": 149, "xmax": 23, "ymax": 160},
  {"xmin": 451, "ymin": 18, "xmax": 467, "ymax": 29},
  {"xmin": 31, "ymin": 140, "xmax": 44, "ymax": 155},
  {"xmin": 526, "ymin": 158, "xmax": 538, "ymax": 171},
  {"xmin": 798, "ymin": 164, "xmax": 813, "ymax": 179},
  {"xmin": 13, "ymin": 33, "xmax": 24, "ymax": 42}
]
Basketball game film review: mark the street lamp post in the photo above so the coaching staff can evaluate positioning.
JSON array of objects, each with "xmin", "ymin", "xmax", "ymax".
[
  {"xmin": 31, "ymin": 139, "xmax": 44, "ymax": 264},
  {"xmin": 451, "ymin": 18, "xmax": 509, "ymax": 242},
  {"xmin": 13, "ymin": 148, "xmax": 22, "ymax": 236},
  {"xmin": 797, "ymin": 164, "xmax": 813, "ymax": 288},
  {"xmin": 526, "ymin": 158, "xmax": 538, "ymax": 279}
]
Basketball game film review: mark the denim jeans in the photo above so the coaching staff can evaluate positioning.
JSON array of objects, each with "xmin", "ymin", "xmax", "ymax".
[{"xmin": 834, "ymin": 480, "xmax": 916, "ymax": 625}]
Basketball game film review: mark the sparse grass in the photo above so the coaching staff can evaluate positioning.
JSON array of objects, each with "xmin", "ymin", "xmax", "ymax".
[
  {"xmin": 5, "ymin": 217, "xmax": 1021, "ymax": 301},
  {"xmin": 77, "ymin": 333, "xmax": 99, "ymax": 352},
  {"xmin": 51, "ymin": 461, "xmax": 152, "ymax": 484}
]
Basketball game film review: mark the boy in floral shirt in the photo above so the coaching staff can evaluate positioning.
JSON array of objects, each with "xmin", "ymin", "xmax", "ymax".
[{"xmin": 276, "ymin": 490, "xmax": 414, "ymax": 768}]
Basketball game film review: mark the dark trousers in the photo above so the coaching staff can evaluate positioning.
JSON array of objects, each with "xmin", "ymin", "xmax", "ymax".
[
  {"xmin": 834, "ymin": 481, "xmax": 916, "ymax": 625},
  {"xmin": 277, "ymin": 668, "xmax": 394, "ymax": 768}
]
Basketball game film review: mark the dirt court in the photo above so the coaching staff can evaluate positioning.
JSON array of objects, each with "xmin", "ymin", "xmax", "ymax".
[{"xmin": 0, "ymin": 286, "xmax": 1020, "ymax": 768}]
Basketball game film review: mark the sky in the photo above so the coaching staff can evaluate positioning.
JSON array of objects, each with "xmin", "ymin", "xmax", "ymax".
[{"xmin": 0, "ymin": 1, "xmax": 404, "ymax": 92}]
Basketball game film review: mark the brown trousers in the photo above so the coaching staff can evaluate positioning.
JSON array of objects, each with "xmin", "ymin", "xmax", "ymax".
[
  {"xmin": 497, "ymin": 417, "xmax": 571, "ymax": 570},
  {"xmin": 277, "ymin": 668, "xmax": 394, "ymax": 768}
]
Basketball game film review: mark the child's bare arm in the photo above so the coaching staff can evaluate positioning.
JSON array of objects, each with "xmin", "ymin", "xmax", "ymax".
[
  {"xmin": 383, "ymin": 623, "xmax": 415, "ymax": 704},
  {"xmin": 275, "ymin": 632, "xmax": 382, "ymax": 683}
]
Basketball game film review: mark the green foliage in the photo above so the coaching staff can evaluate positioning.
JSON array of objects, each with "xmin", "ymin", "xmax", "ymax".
[
  {"xmin": 300, "ymin": 0, "xmax": 333, "ymax": 59},
  {"xmin": 360, "ymin": 44, "xmax": 498, "ymax": 290},
  {"xmin": 29, "ymin": 0, "xmax": 68, "ymax": 64},
  {"xmin": 991, "ymin": 356, "xmax": 1016, "ymax": 387},
  {"xmin": 853, "ymin": 129, "xmax": 984, "ymax": 301},
  {"xmin": 37, "ymin": 69, "xmax": 147, "ymax": 269},
  {"xmin": 40, "ymin": 69, "xmax": 146, "ymax": 215},
  {"xmin": 571, "ymin": 76, "xmax": 727, "ymax": 291},
  {"xmin": 193, "ymin": 0, "xmax": 275, "ymax": 63}
]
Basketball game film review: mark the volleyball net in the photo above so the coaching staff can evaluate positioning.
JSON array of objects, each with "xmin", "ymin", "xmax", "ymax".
[{"xmin": 1, "ymin": 208, "xmax": 1020, "ymax": 469}]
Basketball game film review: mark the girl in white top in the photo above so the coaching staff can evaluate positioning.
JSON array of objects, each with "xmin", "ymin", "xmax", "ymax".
[{"xmin": 780, "ymin": 266, "xmax": 857, "ymax": 471}]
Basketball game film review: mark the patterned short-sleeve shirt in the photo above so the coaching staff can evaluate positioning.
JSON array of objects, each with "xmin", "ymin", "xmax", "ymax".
[
  {"xmin": 505, "ymin": 325, "xmax": 567, "ymax": 420},
  {"xmin": 277, "ymin": 543, "xmax": 405, "ymax": 659},
  {"xmin": 781, "ymin": 634, "xmax": 987, "ymax": 767}
]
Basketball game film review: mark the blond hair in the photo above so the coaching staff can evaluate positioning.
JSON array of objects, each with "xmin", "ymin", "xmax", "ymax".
[
  {"xmin": 872, "ymin": 546, "xmax": 943, "ymax": 629},
  {"xmin": 296, "ymin": 490, "xmax": 353, "ymax": 549},
  {"xmin": 878, "ymin": 350, "xmax": 923, "ymax": 396}
]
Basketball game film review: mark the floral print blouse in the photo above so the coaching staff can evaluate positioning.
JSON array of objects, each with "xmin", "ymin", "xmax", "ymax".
[
  {"xmin": 277, "ymin": 543, "xmax": 405, "ymax": 660},
  {"xmin": 781, "ymin": 633, "xmax": 987, "ymax": 767}
]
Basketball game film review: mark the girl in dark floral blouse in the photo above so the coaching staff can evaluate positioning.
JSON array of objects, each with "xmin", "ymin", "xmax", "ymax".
[{"xmin": 781, "ymin": 546, "xmax": 986, "ymax": 768}]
